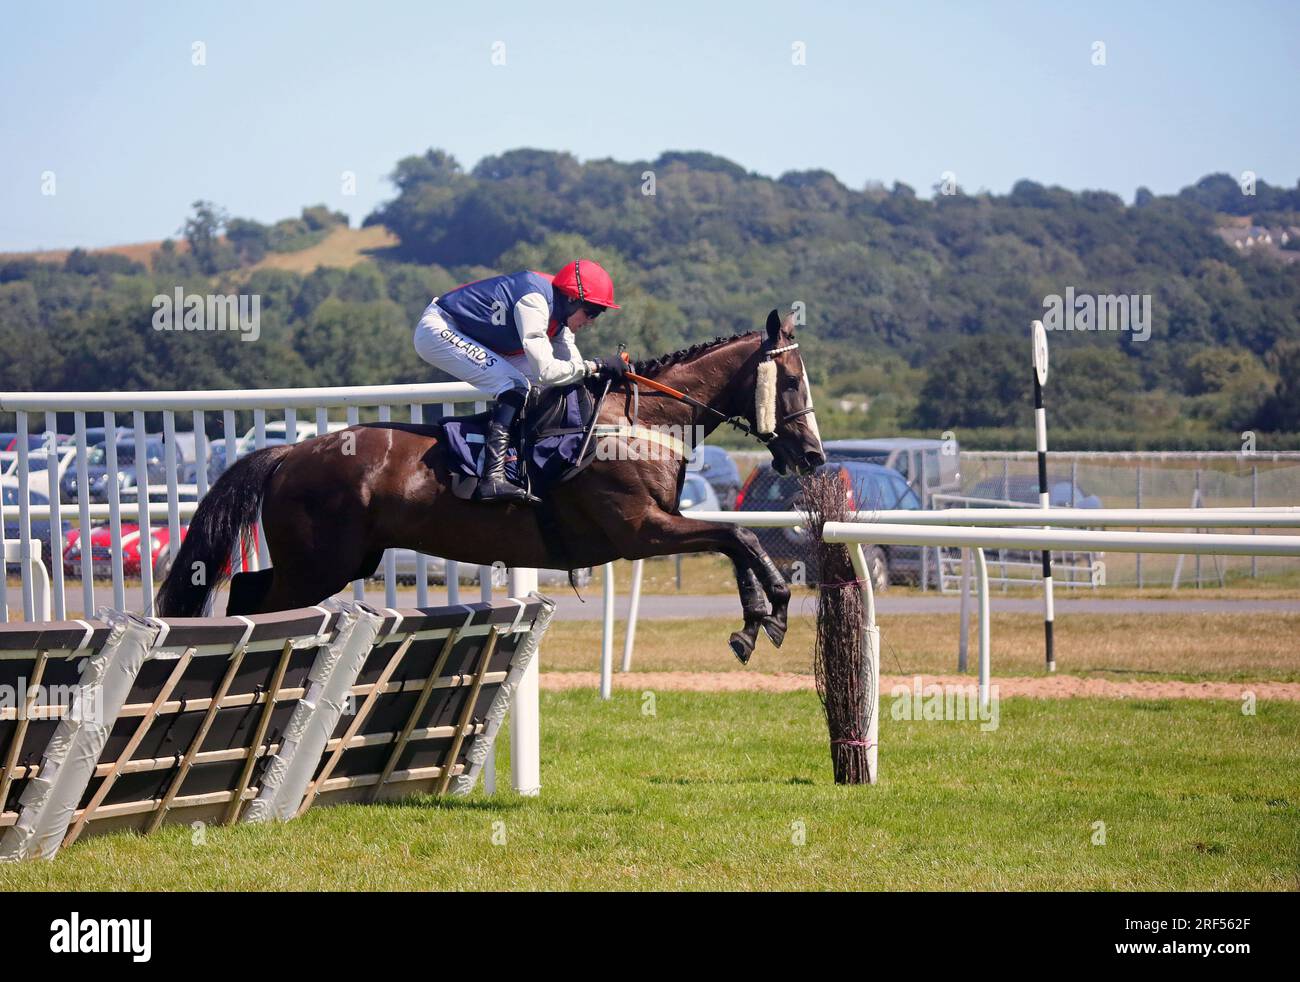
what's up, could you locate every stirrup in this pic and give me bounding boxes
[475,478,540,505]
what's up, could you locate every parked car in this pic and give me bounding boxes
[2,487,74,569]
[967,474,1102,509]
[688,444,741,509]
[77,426,131,449]
[736,460,926,589]
[822,438,960,505]
[63,522,187,580]
[59,438,167,503]
[197,439,233,484]
[679,473,720,512]
[237,420,346,455]
[0,433,68,452]
[201,431,310,483]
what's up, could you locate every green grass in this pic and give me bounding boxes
[3,691,1297,890]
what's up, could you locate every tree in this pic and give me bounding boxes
[1255,342,1300,432]
[181,200,238,274]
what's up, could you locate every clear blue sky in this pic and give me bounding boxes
[2,0,1297,250]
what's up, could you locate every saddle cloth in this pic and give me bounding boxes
[440,382,599,500]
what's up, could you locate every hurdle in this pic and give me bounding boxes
[0,594,552,861]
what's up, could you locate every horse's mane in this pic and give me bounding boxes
[636,332,759,377]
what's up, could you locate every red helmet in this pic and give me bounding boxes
[553,259,620,309]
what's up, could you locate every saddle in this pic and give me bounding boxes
[439,382,600,501]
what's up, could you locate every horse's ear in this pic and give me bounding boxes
[765,309,782,342]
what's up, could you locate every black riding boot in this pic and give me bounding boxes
[476,393,535,504]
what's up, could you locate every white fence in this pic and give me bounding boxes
[0,382,511,622]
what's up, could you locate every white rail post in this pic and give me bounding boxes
[443,398,461,605]
[74,412,94,617]
[15,412,34,620]
[845,542,879,784]
[411,401,429,608]
[599,562,615,699]
[223,408,239,577]
[509,566,541,796]
[26,541,51,622]
[163,410,182,569]
[1251,463,1259,580]
[346,405,363,601]
[0,447,8,621]
[43,411,66,620]
[975,547,991,711]
[446,563,460,605]
[958,548,971,673]
[621,559,644,672]
[105,411,126,608]
[133,410,154,615]
[253,408,269,569]
[193,410,209,498]
[377,405,398,609]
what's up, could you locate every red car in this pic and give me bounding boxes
[64,523,260,580]
[64,523,184,579]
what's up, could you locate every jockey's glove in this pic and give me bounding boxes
[588,356,631,382]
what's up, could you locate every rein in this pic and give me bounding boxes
[621,342,811,445]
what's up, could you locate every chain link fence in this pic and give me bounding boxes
[958,452,1300,587]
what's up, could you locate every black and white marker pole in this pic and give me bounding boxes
[1031,319,1055,673]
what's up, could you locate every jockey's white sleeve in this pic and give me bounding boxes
[514,293,590,387]
[550,325,584,364]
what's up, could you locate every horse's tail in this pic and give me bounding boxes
[156,444,293,617]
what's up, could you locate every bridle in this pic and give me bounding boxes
[623,340,814,446]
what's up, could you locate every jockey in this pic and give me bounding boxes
[413,259,627,503]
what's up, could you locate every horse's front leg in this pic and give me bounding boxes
[594,511,787,663]
[729,563,770,665]
[732,526,791,649]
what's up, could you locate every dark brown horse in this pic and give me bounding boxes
[157,309,825,662]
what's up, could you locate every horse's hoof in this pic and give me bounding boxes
[729,633,753,665]
[762,616,787,648]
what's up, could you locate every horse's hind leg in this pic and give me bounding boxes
[227,569,275,616]
[226,541,375,616]
[251,563,357,614]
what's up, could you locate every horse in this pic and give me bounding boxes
[157,308,826,663]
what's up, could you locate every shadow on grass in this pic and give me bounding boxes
[377,793,532,814]
[646,775,817,786]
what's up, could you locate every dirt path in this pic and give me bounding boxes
[541,671,1300,701]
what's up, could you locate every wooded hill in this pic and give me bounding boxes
[2,150,1298,449]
